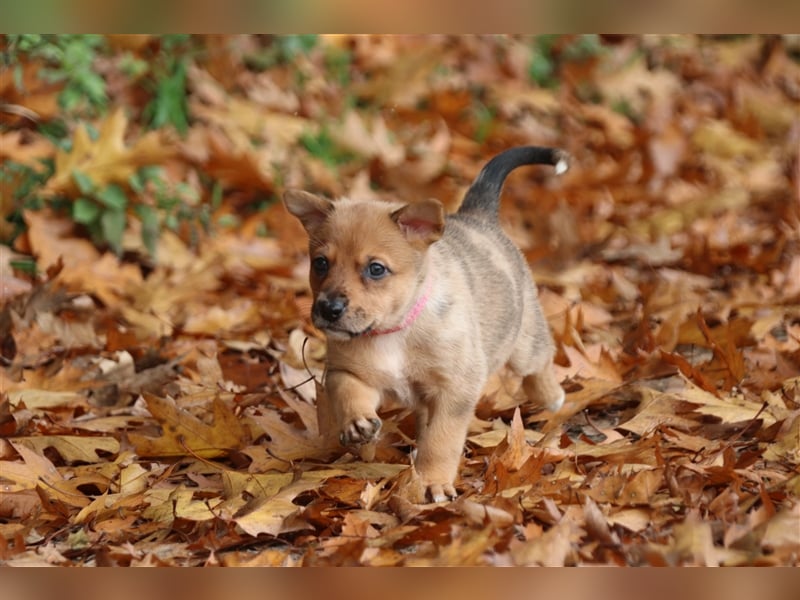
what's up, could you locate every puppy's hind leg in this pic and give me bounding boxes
[521,367,564,412]
[509,297,564,412]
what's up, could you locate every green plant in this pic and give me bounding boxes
[144,56,190,135]
[142,36,196,135]
[4,34,109,115]
[2,35,207,257]
[323,45,352,86]
[62,165,209,257]
[300,128,357,167]
[70,171,129,255]
[244,35,319,71]
[528,34,607,89]
[130,166,209,254]
[472,101,496,144]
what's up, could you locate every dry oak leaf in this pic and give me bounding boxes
[11,435,119,464]
[23,210,143,306]
[233,478,319,537]
[510,517,583,566]
[143,485,221,523]
[0,130,54,169]
[130,393,249,458]
[0,61,62,123]
[2,441,62,492]
[43,108,175,196]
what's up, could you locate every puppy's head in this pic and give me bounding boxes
[284,190,444,340]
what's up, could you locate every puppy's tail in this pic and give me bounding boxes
[458,146,569,217]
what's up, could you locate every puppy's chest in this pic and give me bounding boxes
[363,336,418,404]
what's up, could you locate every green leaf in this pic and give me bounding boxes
[129,171,145,194]
[79,71,108,106]
[211,181,223,210]
[72,170,95,194]
[100,209,126,255]
[72,197,100,225]
[148,59,189,135]
[10,257,37,275]
[96,184,128,211]
[135,204,160,257]
[138,165,163,183]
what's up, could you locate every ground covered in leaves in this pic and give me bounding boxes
[1,35,799,566]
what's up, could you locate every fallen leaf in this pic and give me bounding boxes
[11,435,119,464]
[44,108,175,196]
[130,394,249,458]
[233,479,317,537]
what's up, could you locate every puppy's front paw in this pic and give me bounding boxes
[339,416,382,446]
[426,482,457,503]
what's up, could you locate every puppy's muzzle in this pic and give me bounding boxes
[314,294,348,323]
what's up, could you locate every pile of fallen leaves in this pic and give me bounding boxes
[1,35,798,566]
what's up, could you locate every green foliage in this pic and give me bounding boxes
[0,160,53,243]
[69,171,128,255]
[3,35,204,256]
[528,35,560,88]
[144,57,190,135]
[5,34,109,115]
[141,36,196,135]
[323,46,353,86]
[244,35,319,71]
[528,34,606,88]
[472,101,496,144]
[300,128,357,167]
[130,166,209,255]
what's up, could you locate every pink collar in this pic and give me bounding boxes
[368,270,433,337]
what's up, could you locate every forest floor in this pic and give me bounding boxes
[1,35,798,565]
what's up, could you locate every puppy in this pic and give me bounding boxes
[284,146,567,502]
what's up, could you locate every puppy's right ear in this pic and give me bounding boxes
[283,190,334,235]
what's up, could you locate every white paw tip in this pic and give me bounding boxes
[549,388,566,411]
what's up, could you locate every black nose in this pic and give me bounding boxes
[316,296,348,322]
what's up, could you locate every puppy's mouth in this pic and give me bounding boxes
[321,324,374,339]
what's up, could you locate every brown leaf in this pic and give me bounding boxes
[130,393,249,458]
[233,479,317,537]
[11,435,119,464]
[510,518,583,566]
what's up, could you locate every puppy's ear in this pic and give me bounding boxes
[283,190,334,234]
[391,199,444,245]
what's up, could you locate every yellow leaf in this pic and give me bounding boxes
[511,518,583,566]
[7,389,84,410]
[44,108,174,196]
[143,485,221,523]
[11,435,119,464]
[499,407,533,471]
[130,393,249,458]
[2,442,62,491]
[234,479,317,537]
[692,118,761,159]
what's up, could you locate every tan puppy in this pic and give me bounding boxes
[284,146,567,502]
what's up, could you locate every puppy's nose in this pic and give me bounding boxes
[316,296,348,322]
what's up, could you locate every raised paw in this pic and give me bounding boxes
[339,416,382,446]
[426,482,457,503]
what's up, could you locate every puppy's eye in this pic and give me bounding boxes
[365,261,388,280]
[312,256,329,277]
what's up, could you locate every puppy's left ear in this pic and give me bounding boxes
[283,190,334,234]
[391,199,444,246]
